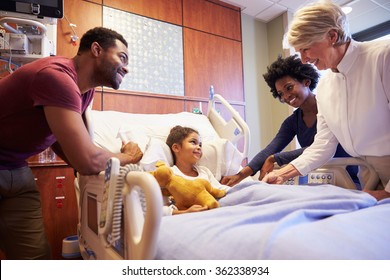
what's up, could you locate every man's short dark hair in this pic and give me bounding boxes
[77,27,128,53]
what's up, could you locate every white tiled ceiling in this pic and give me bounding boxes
[221,0,390,34]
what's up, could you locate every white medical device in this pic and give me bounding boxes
[0,1,60,64]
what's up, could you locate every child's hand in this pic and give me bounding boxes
[186,205,208,213]
[173,205,208,215]
[121,141,143,163]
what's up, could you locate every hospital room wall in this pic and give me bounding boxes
[56,0,293,162]
[56,0,245,117]
[241,13,293,162]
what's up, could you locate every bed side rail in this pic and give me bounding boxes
[122,171,163,260]
[76,160,163,260]
[278,157,379,190]
[207,94,250,160]
[319,157,379,190]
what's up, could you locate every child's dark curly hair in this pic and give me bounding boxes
[166,125,199,164]
[263,54,319,100]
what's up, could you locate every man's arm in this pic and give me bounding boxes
[50,141,70,165]
[44,106,142,175]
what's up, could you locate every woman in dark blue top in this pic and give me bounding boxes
[221,55,358,187]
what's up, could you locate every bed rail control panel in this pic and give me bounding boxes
[287,171,335,186]
[308,172,334,184]
[280,157,381,190]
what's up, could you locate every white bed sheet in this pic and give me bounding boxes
[155,182,390,260]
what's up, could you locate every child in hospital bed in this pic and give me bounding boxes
[163,125,230,215]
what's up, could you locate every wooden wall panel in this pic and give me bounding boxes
[103,0,183,25]
[55,0,244,116]
[92,89,103,110]
[57,0,102,58]
[208,0,241,10]
[184,28,244,102]
[102,92,185,113]
[185,100,209,114]
[183,0,241,41]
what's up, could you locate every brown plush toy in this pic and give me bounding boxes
[149,161,226,210]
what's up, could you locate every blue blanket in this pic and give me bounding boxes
[155,182,390,259]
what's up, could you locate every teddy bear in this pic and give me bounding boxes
[149,161,226,210]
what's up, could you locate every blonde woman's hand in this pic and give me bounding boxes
[261,171,285,184]
[262,164,299,184]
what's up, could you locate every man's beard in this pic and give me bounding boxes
[97,65,121,90]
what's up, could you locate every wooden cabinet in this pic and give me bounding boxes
[32,165,79,260]
[0,164,79,260]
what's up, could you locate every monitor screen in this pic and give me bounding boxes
[0,0,63,19]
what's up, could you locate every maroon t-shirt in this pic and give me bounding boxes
[0,56,94,169]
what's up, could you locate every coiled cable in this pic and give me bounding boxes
[107,164,144,247]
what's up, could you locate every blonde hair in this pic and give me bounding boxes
[287,0,351,49]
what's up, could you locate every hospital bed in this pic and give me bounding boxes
[75,94,390,260]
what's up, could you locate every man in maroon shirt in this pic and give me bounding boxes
[0,27,142,259]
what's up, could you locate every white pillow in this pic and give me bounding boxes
[90,110,220,152]
[118,126,149,153]
[199,138,243,180]
[118,124,171,151]
[140,138,173,171]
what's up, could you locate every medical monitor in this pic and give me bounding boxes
[0,0,63,19]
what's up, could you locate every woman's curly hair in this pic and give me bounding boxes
[263,54,319,100]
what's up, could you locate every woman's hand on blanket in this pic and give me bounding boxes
[261,171,285,184]
[262,164,300,185]
[120,141,143,163]
[259,155,276,180]
[221,166,254,186]
[173,205,208,215]
[220,174,242,187]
